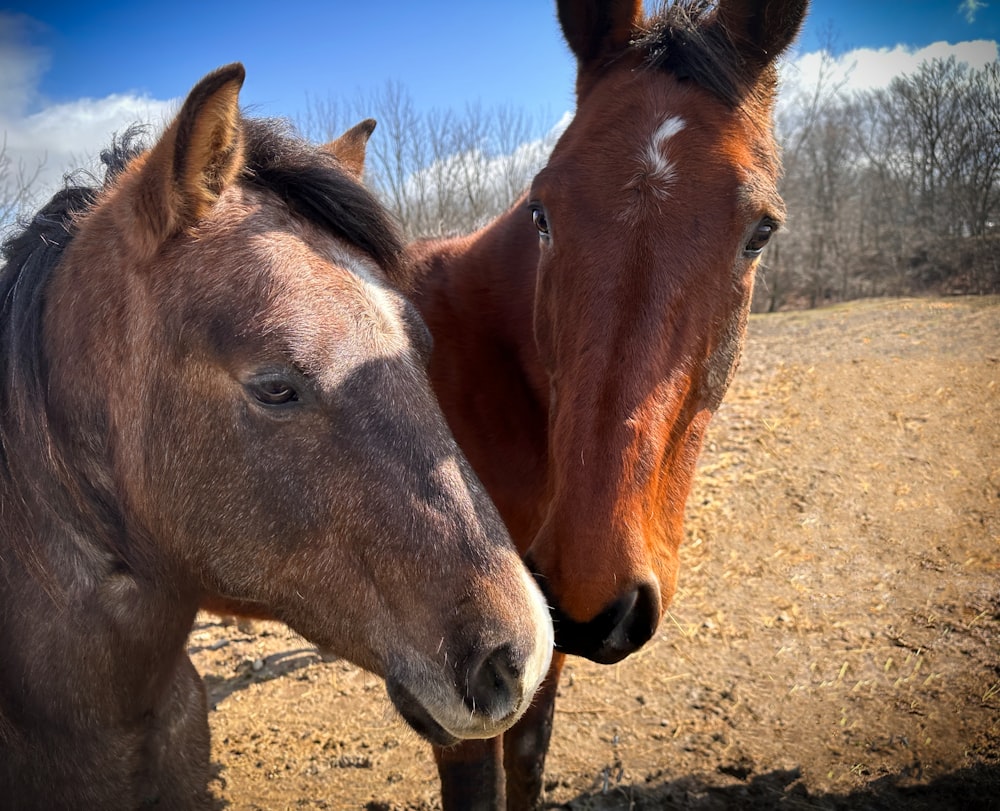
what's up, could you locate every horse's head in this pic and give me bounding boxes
[37,65,551,743]
[524,0,806,663]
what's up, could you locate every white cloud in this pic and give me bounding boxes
[959,0,988,24]
[5,94,177,195]
[780,39,998,98]
[0,16,177,223]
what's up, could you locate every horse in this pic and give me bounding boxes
[0,63,553,809]
[408,1,808,807]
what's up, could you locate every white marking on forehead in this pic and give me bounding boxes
[639,115,685,197]
[256,229,413,387]
[325,240,410,360]
[619,115,686,226]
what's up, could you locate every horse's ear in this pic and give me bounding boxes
[557,0,643,68]
[321,118,377,179]
[712,0,809,73]
[121,63,246,261]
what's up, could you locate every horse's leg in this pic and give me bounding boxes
[434,736,506,811]
[503,652,565,811]
[434,654,565,811]
[142,654,214,808]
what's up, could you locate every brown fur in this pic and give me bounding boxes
[0,64,552,808]
[408,1,808,807]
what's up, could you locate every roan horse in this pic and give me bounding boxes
[0,64,552,808]
[409,1,808,807]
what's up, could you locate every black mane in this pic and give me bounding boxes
[632,1,774,108]
[0,129,144,443]
[1,188,93,472]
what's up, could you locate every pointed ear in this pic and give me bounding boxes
[712,0,809,73]
[320,118,377,179]
[557,0,643,68]
[121,62,246,261]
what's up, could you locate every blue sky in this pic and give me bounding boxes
[1,1,997,216]
[5,1,997,119]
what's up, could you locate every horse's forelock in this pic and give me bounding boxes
[633,0,774,109]
[241,119,409,290]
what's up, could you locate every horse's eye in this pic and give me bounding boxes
[745,219,777,257]
[530,205,550,237]
[251,378,299,407]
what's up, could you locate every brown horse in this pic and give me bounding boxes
[409,1,808,807]
[0,64,552,809]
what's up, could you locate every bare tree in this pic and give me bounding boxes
[851,57,1000,294]
[762,43,854,310]
[947,62,1000,239]
[301,59,998,308]
[0,132,46,233]
[299,83,556,240]
[762,52,1000,309]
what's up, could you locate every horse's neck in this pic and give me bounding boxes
[1,328,196,691]
[410,204,550,549]
[0,515,202,806]
[0,475,197,715]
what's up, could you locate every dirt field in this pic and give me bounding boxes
[191,297,1000,810]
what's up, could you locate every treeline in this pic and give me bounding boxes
[300,56,1000,312]
[764,56,1000,311]
[4,57,997,311]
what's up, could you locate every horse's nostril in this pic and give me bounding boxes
[463,644,521,718]
[538,581,661,664]
[596,583,660,661]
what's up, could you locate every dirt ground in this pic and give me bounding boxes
[190,296,1000,810]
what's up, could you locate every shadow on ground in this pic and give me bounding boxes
[553,763,1000,810]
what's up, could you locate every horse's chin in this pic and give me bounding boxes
[384,678,460,747]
